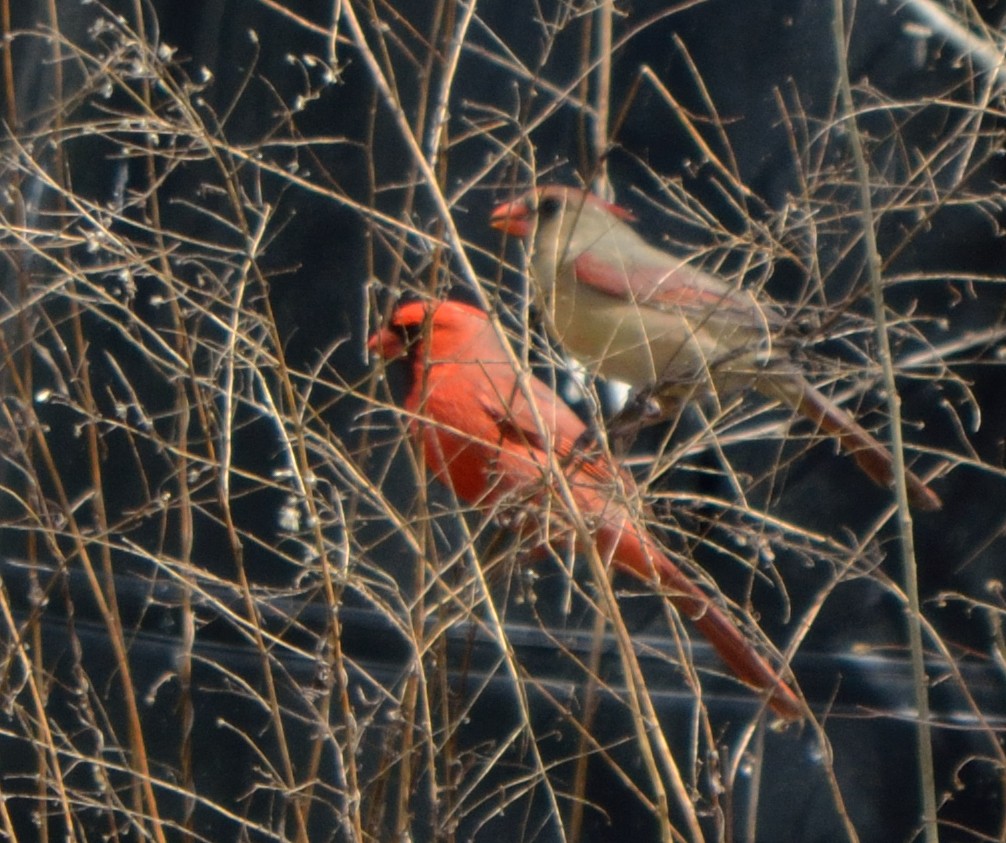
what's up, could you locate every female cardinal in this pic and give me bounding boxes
[490,185,941,511]
[369,299,803,721]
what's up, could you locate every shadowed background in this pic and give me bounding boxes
[1,1,1004,840]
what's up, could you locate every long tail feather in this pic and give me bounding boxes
[764,374,941,512]
[596,522,805,721]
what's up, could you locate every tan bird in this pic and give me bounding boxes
[490,185,941,511]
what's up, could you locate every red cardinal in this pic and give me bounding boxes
[369,299,803,721]
[490,185,941,511]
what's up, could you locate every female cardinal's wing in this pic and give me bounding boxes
[573,250,783,333]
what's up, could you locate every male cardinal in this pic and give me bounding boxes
[490,186,941,511]
[369,299,803,721]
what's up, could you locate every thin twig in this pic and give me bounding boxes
[831,4,939,842]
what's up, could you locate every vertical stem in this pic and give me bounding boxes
[830,4,938,842]
[591,0,613,194]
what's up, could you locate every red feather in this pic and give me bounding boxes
[371,300,804,720]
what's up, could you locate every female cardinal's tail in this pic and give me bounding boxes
[763,373,941,512]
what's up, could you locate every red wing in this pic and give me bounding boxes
[478,379,617,488]
[573,250,782,330]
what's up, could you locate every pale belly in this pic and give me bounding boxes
[547,273,764,394]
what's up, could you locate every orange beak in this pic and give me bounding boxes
[367,327,404,360]
[489,200,532,238]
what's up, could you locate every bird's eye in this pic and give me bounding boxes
[397,323,422,347]
[538,195,561,219]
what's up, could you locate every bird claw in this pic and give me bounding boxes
[606,387,666,450]
[570,426,600,457]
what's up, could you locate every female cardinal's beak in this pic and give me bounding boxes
[489,200,532,238]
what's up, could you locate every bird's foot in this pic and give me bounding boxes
[569,425,601,459]
[607,387,666,451]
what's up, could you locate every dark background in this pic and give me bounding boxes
[1,1,1005,840]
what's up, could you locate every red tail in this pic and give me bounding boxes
[595,521,804,721]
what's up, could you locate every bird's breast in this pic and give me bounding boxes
[541,265,771,396]
[544,268,691,387]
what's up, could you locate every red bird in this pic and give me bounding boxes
[490,185,941,511]
[369,299,803,721]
